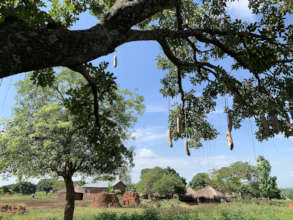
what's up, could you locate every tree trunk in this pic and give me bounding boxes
[64,176,75,220]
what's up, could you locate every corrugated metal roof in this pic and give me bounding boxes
[82,181,121,188]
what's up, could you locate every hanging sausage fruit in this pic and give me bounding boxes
[113,55,117,68]
[226,112,234,151]
[226,130,234,151]
[167,128,173,148]
[176,116,181,135]
[184,139,190,156]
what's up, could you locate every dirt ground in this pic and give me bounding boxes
[0,199,91,209]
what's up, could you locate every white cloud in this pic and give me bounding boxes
[137,148,158,159]
[130,127,166,143]
[131,148,245,183]
[227,0,255,21]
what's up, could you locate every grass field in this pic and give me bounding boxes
[0,194,293,220]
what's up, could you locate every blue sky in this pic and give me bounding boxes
[1,0,293,188]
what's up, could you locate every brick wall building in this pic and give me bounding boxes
[82,181,126,200]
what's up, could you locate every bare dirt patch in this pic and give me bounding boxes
[0,199,91,209]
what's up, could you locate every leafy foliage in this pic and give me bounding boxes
[36,179,55,193]
[136,166,186,196]
[210,161,258,195]
[12,182,37,194]
[0,66,143,179]
[155,0,293,147]
[52,180,65,192]
[256,155,281,198]
[0,182,36,194]
[189,157,281,199]
[0,0,292,154]
[189,173,211,190]
[0,66,144,220]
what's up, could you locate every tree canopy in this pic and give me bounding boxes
[136,166,186,197]
[36,179,55,193]
[189,172,211,190]
[256,155,281,199]
[0,182,36,194]
[0,0,292,154]
[210,161,258,195]
[0,68,144,220]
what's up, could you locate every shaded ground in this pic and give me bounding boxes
[0,199,91,209]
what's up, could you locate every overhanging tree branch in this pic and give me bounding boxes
[0,0,177,77]
[69,64,100,129]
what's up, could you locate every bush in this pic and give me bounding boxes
[37,179,55,193]
[12,182,36,194]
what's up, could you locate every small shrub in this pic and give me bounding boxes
[219,210,256,220]
[141,208,159,220]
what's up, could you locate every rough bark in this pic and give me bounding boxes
[0,0,176,77]
[64,175,75,220]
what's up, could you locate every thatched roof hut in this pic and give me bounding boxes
[186,186,225,203]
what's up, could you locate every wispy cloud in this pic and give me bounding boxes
[131,148,245,183]
[130,127,166,143]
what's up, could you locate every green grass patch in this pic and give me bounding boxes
[0,199,292,220]
[0,192,57,201]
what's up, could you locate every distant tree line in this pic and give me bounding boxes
[135,156,281,200]
[0,179,85,194]
[189,156,281,199]
[0,155,282,200]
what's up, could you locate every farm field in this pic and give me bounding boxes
[1,195,293,220]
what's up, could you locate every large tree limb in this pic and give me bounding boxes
[0,0,176,77]
[127,29,293,70]
[0,0,291,78]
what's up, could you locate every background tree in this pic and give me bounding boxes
[136,166,186,197]
[152,174,186,197]
[118,163,133,186]
[93,176,116,182]
[37,179,55,193]
[211,161,256,193]
[52,180,65,192]
[165,166,187,186]
[256,155,281,199]
[74,180,86,187]
[189,173,211,191]
[0,67,144,220]
[117,146,135,185]
[0,0,291,155]
[11,182,36,194]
